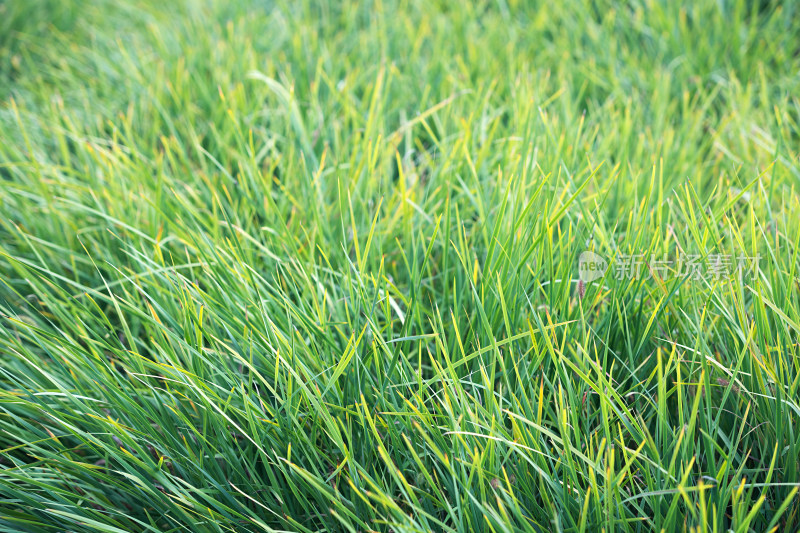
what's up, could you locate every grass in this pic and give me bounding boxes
[1,0,800,531]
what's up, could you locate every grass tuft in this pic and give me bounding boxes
[2,0,800,531]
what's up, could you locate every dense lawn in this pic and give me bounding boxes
[2,0,800,531]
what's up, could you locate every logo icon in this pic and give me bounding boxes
[578,251,607,283]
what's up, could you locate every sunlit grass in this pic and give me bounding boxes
[2,0,800,531]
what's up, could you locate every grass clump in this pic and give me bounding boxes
[2,0,800,531]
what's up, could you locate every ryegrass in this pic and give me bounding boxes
[2,0,800,531]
